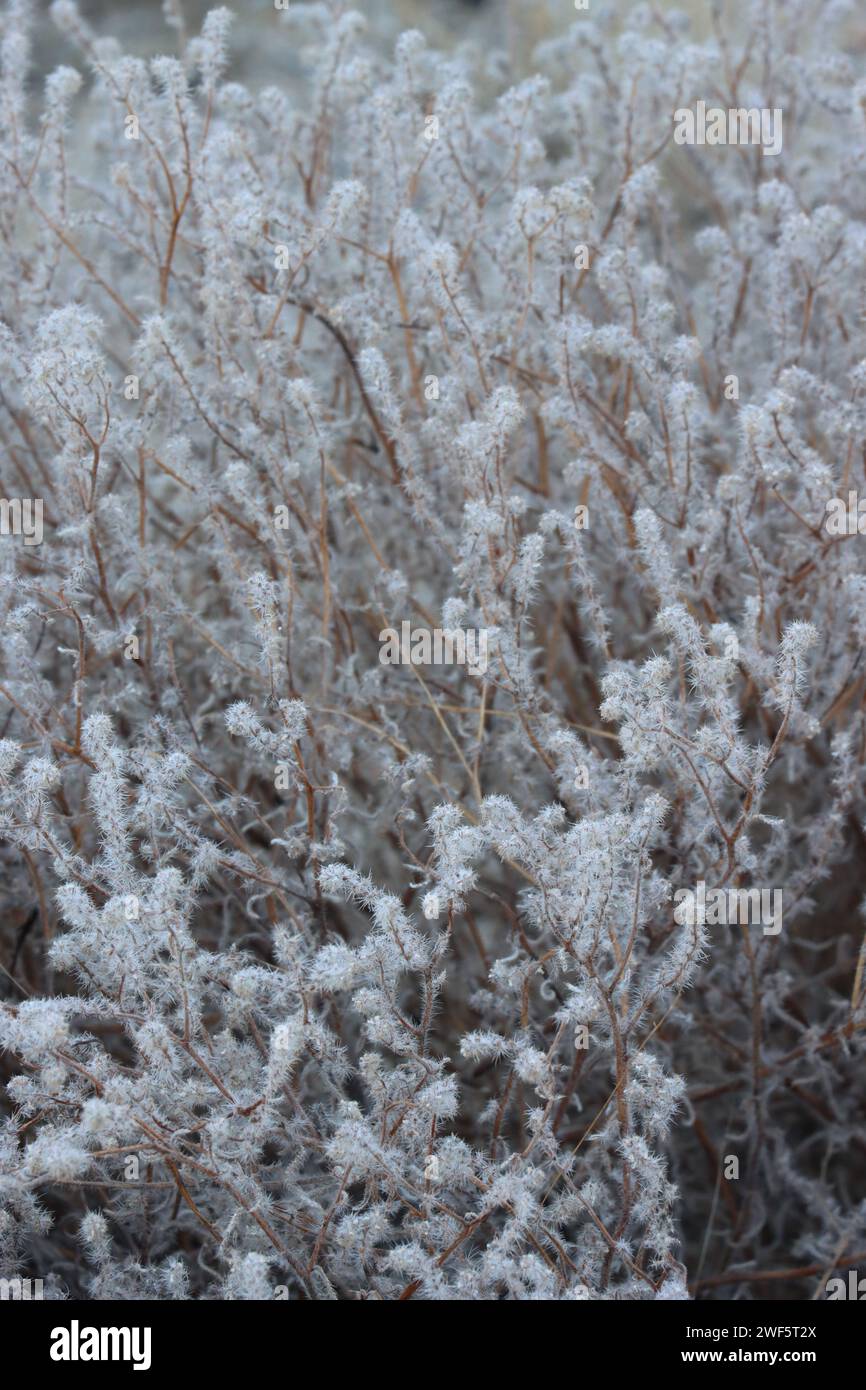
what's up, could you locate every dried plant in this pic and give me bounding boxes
[1,0,865,1302]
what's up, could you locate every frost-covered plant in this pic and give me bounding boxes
[1,0,865,1301]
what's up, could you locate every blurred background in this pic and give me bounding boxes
[37,0,716,87]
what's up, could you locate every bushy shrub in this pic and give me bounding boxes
[0,0,865,1300]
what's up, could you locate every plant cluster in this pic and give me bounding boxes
[0,0,865,1300]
